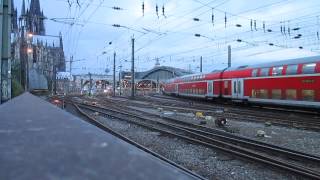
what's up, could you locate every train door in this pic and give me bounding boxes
[175,84,179,94]
[232,79,244,99]
[207,81,213,97]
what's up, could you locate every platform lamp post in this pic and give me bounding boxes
[25,32,34,92]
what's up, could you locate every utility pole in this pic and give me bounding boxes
[131,36,135,99]
[89,72,92,96]
[80,79,84,94]
[69,56,73,76]
[0,0,12,103]
[228,45,231,68]
[200,56,203,73]
[113,52,116,97]
[69,56,73,94]
[53,66,57,95]
[119,65,122,96]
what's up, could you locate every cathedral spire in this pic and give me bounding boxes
[11,0,18,32]
[59,32,64,49]
[30,0,41,15]
[25,0,45,35]
[21,0,26,15]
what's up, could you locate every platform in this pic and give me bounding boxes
[0,93,199,180]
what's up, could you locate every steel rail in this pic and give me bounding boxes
[76,102,320,179]
[88,97,320,162]
[136,95,320,130]
[72,103,207,180]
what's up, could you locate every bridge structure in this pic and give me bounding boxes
[121,66,192,95]
[71,74,114,94]
[63,66,192,95]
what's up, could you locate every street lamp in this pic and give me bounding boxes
[194,33,214,41]
[27,48,33,54]
[27,32,33,38]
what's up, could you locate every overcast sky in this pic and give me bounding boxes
[15,0,320,74]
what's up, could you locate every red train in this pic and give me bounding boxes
[163,56,320,109]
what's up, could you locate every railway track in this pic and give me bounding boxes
[71,102,206,180]
[132,95,320,131]
[154,94,319,115]
[72,99,320,179]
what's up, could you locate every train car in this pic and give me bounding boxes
[163,56,320,109]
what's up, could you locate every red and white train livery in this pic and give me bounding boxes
[163,56,320,109]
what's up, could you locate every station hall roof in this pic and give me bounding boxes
[134,66,192,80]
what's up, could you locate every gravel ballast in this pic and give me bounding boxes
[94,115,302,180]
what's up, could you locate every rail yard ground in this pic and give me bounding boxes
[57,94,320,180]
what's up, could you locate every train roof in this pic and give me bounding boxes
[226,55,320,71]
[169,72,205,82]
[168,55,320,82]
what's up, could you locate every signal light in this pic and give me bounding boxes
[193,18,200,21]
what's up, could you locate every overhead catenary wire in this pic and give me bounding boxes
[49,0,320,74]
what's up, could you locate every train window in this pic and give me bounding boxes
[258,89,268,99]
[233,82,237,94]
[260,68,269,76]
[286,89,297,100]
[272,89,282,99]
[252,69,258,77]
[272,67,283,76]
[252,89,257,98]
[252,89,268,98]
[286,65,298,75]
[302,90,315,101]
[224,81,228,88]
[302,63,316,74]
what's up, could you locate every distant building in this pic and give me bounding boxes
[122,66,192,82]
[11,0,66,91]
